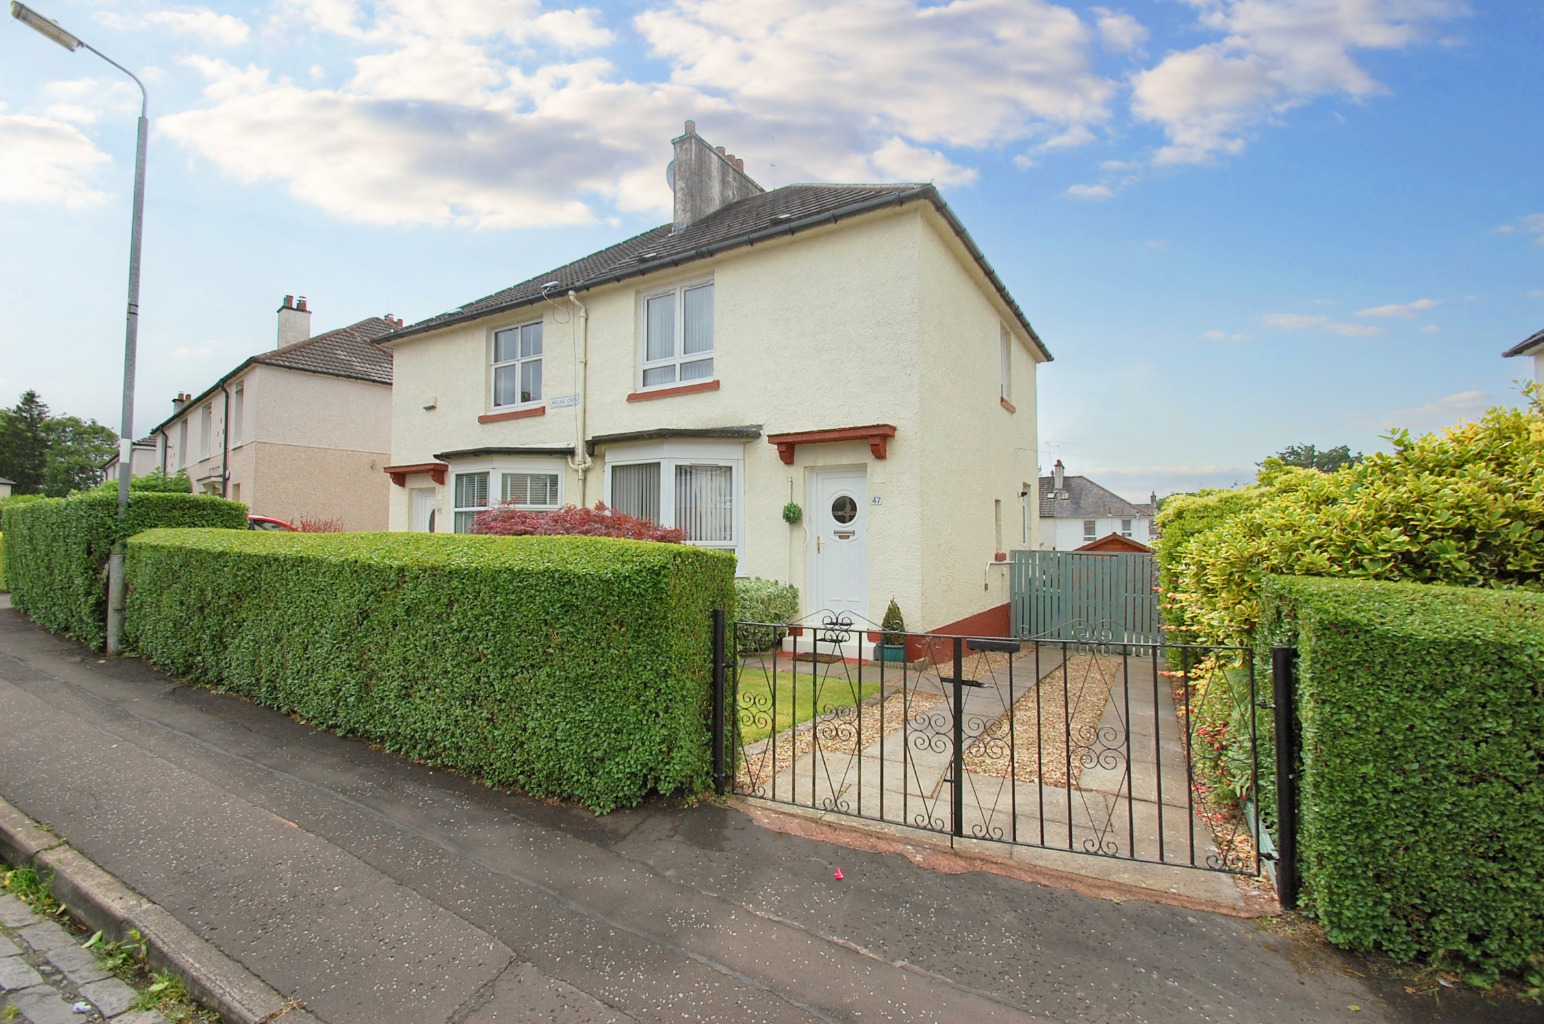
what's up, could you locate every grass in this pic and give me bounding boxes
[0,865,63,918]
[734,664,883,746]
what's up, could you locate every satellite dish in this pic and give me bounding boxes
[666,160,675,192]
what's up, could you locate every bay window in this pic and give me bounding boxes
[605,440,741,557]
[452,462,563,533]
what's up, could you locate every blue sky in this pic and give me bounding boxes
[2,0,1540,499]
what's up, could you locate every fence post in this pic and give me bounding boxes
[951,635,965,839]
[1271,645,1300,909]
[712,609,727,797]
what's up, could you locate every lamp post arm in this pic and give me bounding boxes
[81,41,147,117]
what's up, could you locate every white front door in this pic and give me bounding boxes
[807,466,869,623]
[410,488,437,533]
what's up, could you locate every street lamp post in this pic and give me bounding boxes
[11,2,147,654]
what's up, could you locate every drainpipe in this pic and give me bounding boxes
[565,290,592,504]
[218,382,231,497]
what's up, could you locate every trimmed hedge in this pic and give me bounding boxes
[0,532,6,591]
[1260,576,1544,980]
[125,530,736,812]
[2,492,247,649]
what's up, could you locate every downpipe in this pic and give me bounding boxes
[565,290,593,503]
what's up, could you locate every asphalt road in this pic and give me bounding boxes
[0,601,1531,1023]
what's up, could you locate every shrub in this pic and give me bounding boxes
[0,532,5,592]
[297,515,343,533]
[472,501,686,542]
[83,468,193,495]
[1260,576,1544,981]
[733,577,799,651]
[1164,392,1544,647]
[880,597,906,646]
[125,530,736,812]
[3,492,247,649]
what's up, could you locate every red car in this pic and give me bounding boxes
[247,515,297,532]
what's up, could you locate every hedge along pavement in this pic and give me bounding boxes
[1259,575,1544,982]
[124,529,737,813]
[1,492,247,650]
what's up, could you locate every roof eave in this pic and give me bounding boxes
[1502,327,1544,358]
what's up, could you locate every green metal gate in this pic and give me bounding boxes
[1010,549,1158,642]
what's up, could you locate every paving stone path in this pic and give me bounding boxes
[0,893,170,1024]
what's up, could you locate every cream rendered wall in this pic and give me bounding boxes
[915,207,1041,631]
[387,208,928,624]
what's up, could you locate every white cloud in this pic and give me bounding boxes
[1324,321,1383,336]
[1356,297,1439,317]
[1012,154,1039,169]
[1131,0,1466,165]
[1203,329,1246,340]
[1038,124,1097,150]
[1419,324,1440,332]
[1525,213,1544,233]
[1093,7,1148,53]
[1365,390,1490,431]
[1065,183,1113,199]
[0,108,111,208]
[159,0,1117,227]
[1264,312,1330,329]
[97,7,251,46]
[1529,290,1544,299]
[1491,224,1516,233]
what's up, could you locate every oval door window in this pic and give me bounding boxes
[831,495,858,524]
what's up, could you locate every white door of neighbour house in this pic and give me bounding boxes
[410,488,436,533]
[807,466,869,624]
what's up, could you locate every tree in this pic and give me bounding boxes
[1267,443,1363,473]
[42,416,119,496]
[0,390,51,494]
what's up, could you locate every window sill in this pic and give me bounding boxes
[479,405,546,424]
[627,380,720,402]
[1000,397,1016,414]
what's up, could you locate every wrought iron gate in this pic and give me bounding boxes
[712,612,1262,876]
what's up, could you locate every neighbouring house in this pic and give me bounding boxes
[99,438,158,484]
[0,477,12,499]
[1038,460,1154,551]
[1503,327,1543,382]
[148,296,402,530]
[381,122,1050,636]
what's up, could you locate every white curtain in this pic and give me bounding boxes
[675,464,732,543]
[611,463,661,522]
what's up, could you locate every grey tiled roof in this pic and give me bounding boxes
[392,183,1051,361]
[148,316,397,435]
[254,317,396,385]
[1502,327,1544,358]
[1038,475,1149,519]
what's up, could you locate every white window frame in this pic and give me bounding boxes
[490,319,544,410]
[638,278,714,391]
[1082,519,1097,542]
[1000,324,1012,402]
[231,382,245,448]
[450,459,565,533]
[602,439,743,564]
[199,404,212,460]
[1121,518,1133,537]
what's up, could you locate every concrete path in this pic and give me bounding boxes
[0,597,1513,1024]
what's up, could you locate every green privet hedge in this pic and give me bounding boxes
[1260,576,1544,982]
[1164,389,1544,648]
[3,493,247,649]
[124,530,736,812]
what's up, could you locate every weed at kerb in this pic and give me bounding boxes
[0,865,64,917]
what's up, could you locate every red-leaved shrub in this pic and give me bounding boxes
[297,515,343,533]
[470,501,686,542]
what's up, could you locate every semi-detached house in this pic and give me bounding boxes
[382,123,1051,636]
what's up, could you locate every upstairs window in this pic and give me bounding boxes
[1121,518,1133,537]
[231,384,245,446]
[1083,519,1097,541]
[493,321,543,408]
[199,404,212,459]
[641,281,713,389]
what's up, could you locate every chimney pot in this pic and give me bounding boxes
[684,119,695,135]
[297,296,308,312]
[715,146,725,155]
[282,295,293,308]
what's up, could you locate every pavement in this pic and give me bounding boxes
[0,595,1534,1024]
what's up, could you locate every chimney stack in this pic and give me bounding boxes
[669,121,764,232]
[277,294,312,349]
[171,391,190,412]
[1052,459,1065,492]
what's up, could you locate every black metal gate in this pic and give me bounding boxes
[712,612,1265,877]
